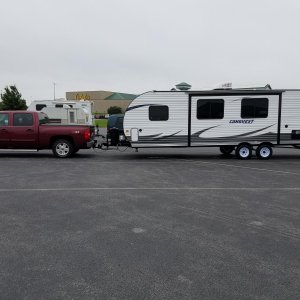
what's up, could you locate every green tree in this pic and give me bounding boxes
[107,106,122,114]
[0,85,27,110]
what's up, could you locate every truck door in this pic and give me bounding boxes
[10,113,38,149]
[0,112,10,148]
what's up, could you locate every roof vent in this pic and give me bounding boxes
[175,82,192,91]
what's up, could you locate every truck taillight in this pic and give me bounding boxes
[84,130,91,141]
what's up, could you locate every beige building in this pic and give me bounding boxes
[66,90,137,114]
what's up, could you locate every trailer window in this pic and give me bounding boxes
[36,104,47,111]
[197,99,224,119]
[241,98,268,118]
[69,111,75,123]
[149,105,169,121]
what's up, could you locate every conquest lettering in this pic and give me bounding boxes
[229,120,254,124]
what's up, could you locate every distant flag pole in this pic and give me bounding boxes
[53,82,56,100]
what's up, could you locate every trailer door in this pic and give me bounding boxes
[280,91,300,144]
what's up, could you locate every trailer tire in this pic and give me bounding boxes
[256,144,272,160]
[52,139,74,158]
[236,144,252,160]
[220,146,234,155]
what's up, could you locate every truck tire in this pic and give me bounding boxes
[220,146,234,155]
[256,144,272,160]
[52,139,74,158]
[235,144,252,160]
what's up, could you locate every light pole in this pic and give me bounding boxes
[53,82,56,100]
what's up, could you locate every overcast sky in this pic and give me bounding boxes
[1,0,300,102]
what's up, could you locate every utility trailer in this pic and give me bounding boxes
[120,88,300,159]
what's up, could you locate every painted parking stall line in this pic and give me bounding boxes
[1,187,300,192]
[181,159,300,176]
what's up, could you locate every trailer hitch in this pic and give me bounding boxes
[92,134,131,152]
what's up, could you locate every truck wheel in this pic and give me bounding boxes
[220,146,234,155]
[236,144,252,159]
[256,144,272,160]
[52,139,74,158]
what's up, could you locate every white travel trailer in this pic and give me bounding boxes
[28,99,93,125]
[123,88,300,159]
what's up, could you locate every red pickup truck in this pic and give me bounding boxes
[0,111,94,158]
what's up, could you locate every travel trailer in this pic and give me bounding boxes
[123,88,300,159]
[28,99,93,125]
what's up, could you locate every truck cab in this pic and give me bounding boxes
[0,111,94,157]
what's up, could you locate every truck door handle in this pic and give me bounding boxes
[26,129,34,132]
[1,128,8,132]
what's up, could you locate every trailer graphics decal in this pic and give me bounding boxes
[190,124,277,142]
[152,130,182,140]
[126,104,157,112]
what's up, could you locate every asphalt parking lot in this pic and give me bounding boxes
[0,147,300,299]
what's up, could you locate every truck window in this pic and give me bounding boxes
[13,113,33,126]
[149,105,169,121]
[0,113,9,126]
[241,98,268,118]
[197,99,224,119]
[38,113,49,124]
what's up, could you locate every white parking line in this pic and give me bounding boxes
[71,159,300,176]
[181,160,300,176]
[0,187,300,192]
[2,157,300,176]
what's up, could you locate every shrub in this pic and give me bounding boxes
[107,106,122,114]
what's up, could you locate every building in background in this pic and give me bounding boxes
[66,90,137,114]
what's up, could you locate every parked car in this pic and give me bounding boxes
[0,111,94,158]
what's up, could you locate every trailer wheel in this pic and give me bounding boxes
[236,144,252,159]
[52,139,74,158]
[256,144,272,160]
[220,146,234,155]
